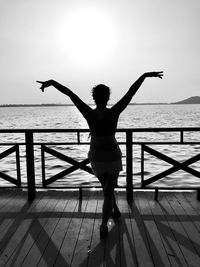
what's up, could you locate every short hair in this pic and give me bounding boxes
[92,84,110,106]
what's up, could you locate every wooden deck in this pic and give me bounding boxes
[0,189,200,267]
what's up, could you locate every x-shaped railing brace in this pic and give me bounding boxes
[0,145,21,186]
[141,144,200,187]
[41,145,93,186]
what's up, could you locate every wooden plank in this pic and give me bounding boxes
[70,197,97,267]
[37,197,77,266]
[128,194,154,267]
[0,191,28,256]
[104,200,121,267]
[0,190,200,267]
[0,190,17,212]
[87,198,105,267]
[183,191,200,215]
[19,193,66,267]
[147,192,188,267]
[0,190,19,239]
[117,194,138,267]
[163,192,200,267]
[4,191,60,267]
[54,198,88,267]
[175,193,200,236]
[166,193,200,256]
[136,191,171,267]
[0,190,15,209]
[1,191,48,267]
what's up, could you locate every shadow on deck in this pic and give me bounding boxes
[0,189,200,267]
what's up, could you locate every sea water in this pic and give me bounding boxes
[0,104,200,188]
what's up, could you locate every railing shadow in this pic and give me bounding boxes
[128,192,200,267]
[0,192,200,266]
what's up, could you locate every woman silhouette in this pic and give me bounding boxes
[37,71,163,239]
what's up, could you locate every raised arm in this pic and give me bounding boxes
[111,71,163,115]
[36,80,92,119]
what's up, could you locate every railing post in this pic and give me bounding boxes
[25,130,36,201]
[79,187,83,200]
[77,131,80,144]
[155,187,159,201]
[126,131,133,202]
[15,145,21,187]
[41,144,46,187]
[141,144,144,188]
[180,130,184,143]
[197,188,200,201]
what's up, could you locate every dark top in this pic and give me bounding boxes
[85,108,118,137]
[68,75,146,136]
[69,91,133,137]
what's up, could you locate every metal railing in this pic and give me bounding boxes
[0,128,200,201]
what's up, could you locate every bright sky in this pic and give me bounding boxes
[1,0,200,104]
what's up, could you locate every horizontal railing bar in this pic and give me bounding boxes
[0,143,25,146]
[32,142,200,145]
[1,142,200,146]
[0,127,200,133]
[35,142,126,145]
[1,185,199,190]
[132,142,200,145]
[140,186,200,190]
[35,142,91,145]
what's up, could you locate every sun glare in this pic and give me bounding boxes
[57,7,117,68]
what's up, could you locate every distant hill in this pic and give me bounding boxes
[172,96,200,104]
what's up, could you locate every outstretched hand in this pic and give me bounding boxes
[36,80,53,92]
[145,71,163,79]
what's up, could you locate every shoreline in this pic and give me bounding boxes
[1,102,200,108]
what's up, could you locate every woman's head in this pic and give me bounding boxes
[92,84,110,108]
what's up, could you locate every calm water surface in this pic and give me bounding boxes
[0,104,200,188]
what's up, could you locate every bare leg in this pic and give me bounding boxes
[112,196,121,217]
[102,194,114,227]
[112,194,119,213]
[99,173,119,228]
[98,173,120,222]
